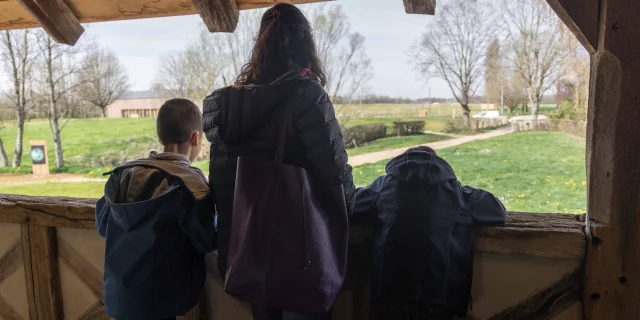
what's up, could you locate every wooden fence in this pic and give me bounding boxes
[0,194,587,319]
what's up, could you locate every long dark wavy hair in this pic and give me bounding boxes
[235,3,327,86]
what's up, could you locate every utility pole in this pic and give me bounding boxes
[428,87,432,115]
[500,85,504,114]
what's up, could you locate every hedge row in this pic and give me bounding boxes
[342,121,426,148]
[342,123,387,147]
[392,121,425,136]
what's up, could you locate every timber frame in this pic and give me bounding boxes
[0,0,638,318]
[0,194,586,319]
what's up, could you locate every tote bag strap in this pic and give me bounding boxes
[273,69,311,162]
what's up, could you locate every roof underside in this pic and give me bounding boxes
[0,0,435,45]
[0,0,327,31]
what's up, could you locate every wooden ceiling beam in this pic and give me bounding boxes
[17,0,84,45]
[403,0,436,15]
[194,0,240,33]
[546,0,599,53]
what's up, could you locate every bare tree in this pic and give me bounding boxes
[411,0,497,125]
[308,4,372,122]
[34,31,86,168]
[0,30,36,168]
[502,0,567,116]
[0,120,8,167]
[153,10,262,99]
[218,9,262,84]
[78,46,129,118]
[153,30,224,100]
[485,39,502,105]
[559,25,589,116]
[503,71,529,114]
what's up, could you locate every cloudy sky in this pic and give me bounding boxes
[83,0,449,99]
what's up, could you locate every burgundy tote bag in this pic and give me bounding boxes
[224,103,349,314]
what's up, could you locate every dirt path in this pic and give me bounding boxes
[349,128,514,166]
[423,130,466,138]
[0,173,106,186]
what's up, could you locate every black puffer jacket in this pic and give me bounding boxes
[203,68,356,276]
[354,148,506,315]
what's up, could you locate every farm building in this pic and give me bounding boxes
[104,91,173,118]
[0,0,635,320]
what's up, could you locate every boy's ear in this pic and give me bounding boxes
[190,131,199,146]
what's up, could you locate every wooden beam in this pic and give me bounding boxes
[0,0,329,31]
[58,238,103,301]
[77,301,109,320]
[0,295,21,320]
[546,0,599,53]
[0,195,586,259]
[29,225,63,320]
[584,0,640,318]
[491,267,583,319]
[475,212,586,259]
[21,225,38,320]
[0,240,22,284]
[403,0,436,15]
[193,0,239,33]
[0,195,95,229]
[16,0,84,45]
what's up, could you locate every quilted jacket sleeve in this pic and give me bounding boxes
[292,84,356,216]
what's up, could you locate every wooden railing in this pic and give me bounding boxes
[0,194,587,319]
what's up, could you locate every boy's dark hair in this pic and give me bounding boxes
[157,98,202,144]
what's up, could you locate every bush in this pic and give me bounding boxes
[444,119,467,133]
[342,123,387,148]
[548,100,585,120]
[392,121,425,136]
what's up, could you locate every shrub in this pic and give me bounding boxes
[342,123,387,148]
[548,100,585,120]
[392,121,425,136]
[444,119,467,133]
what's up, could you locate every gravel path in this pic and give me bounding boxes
[349,128,514,166]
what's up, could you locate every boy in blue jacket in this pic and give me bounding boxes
[354,146,506,320]
[96,98,216,320]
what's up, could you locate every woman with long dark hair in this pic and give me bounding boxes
[202,3,355,320]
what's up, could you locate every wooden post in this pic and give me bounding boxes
[582,0,640,318]
[29,140,49,175]
[27,225,63,320]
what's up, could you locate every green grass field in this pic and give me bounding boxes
[347,134,449,156]
[1,131,587,214]
[0,118,158,176]
[353,132,586,214]
[0,181,105,198]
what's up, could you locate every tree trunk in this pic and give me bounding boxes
[531,100,541,117]
[0,135,8,167]
[45,41,64,169]
[102,107,107,118]
[461,104,471,128]
[12,112,24,168]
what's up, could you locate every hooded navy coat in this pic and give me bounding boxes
[353,147,506,315]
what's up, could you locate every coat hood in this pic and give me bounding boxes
[203,67,319,146]
[385,147,457,186]
[101,152,200,231]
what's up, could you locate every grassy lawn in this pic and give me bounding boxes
[0,181,105,198]
[0,118,157,176]
[347,134,449,156]
[353,132,586,214]
[1,132,586,214]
